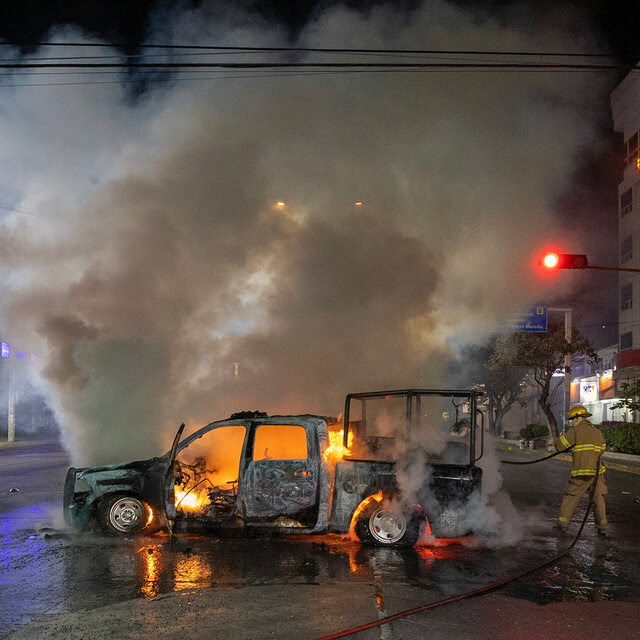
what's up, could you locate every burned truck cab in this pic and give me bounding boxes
[64,414,333,536]
[167,413,333,534]
[329,389,484,544]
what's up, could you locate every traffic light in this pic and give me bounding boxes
[541,253,588,269]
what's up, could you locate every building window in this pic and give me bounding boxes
[621,235,633,263]
[620,332,633,351]
[626,131,639,168]
[621,283,633,311]
[621,188,633,216]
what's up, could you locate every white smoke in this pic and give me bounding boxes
[0,2,614,464]
[460,434,524,547]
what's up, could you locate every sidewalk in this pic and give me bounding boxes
[498,439,640,474]
[0,439,61,453]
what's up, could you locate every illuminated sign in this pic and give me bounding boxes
[0,343,38,363]
[581,381,598,403]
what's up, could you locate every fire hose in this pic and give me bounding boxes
[312,446,601,640]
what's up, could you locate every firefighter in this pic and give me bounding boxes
[554,405,608,536]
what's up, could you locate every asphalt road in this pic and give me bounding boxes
[1,441,639,639]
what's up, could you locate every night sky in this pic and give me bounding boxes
[1,1,638,55]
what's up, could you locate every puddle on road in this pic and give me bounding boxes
[3,507,639,614]
[86,531,640,605]
[500,533,638,604]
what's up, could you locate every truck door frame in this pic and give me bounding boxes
[342,388,483,465]
[239,417,323,526]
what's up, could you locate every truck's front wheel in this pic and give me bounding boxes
[354,501,421,547]
[98,494,157,536]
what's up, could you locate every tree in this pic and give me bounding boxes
[451,338,525,436]
[485,360,526,436]
[610,380,640,417]
[488,321,599,438]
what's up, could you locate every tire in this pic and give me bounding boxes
[98,494,155,536]
[354,499,422,547]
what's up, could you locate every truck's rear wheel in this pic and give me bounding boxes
[354,501,421,547]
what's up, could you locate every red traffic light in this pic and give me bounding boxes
[541,253,588,269]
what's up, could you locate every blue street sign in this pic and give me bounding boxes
[507,306,548,333]
[0,341,38,362]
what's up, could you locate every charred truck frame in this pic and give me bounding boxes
[64,389,484,547]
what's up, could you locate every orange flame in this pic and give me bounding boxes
[175,489,209,511]
[323,428,353,463]
[348,491,384,540]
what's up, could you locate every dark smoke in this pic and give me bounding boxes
[0,2,617,464]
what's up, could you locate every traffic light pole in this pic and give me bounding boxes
[541,252,640,273]
[549,307,571,433]
[585,265,640,273]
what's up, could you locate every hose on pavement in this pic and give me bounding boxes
[312,449,600,640]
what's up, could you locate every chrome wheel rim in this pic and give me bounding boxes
[109,497,145,532]
[368,506,407,544]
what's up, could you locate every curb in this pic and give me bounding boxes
[498,440,640,475]
[0,440,60,452]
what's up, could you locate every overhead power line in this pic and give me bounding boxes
[0,45,636,86]
[0,61,637,71]
[0,201,48,218]
[0,42,637,59]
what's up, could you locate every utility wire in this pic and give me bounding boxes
[0,41,636,59]
[0,46,634,87]
[0,61,636,71]
[0,48,632,65]
[0,201,48,218]
[0,66,614,89]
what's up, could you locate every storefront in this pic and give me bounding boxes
[570,370,627,423]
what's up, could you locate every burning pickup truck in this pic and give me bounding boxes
[63,389,484,547]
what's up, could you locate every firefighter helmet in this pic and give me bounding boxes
[568,405,592,419]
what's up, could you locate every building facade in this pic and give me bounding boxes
[500,68,640,436]
[565,67,640,424]
[611,68,640,380]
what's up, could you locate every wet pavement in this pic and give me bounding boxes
[1,442,639,639]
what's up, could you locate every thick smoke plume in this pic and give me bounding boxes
[0,2,612,464]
